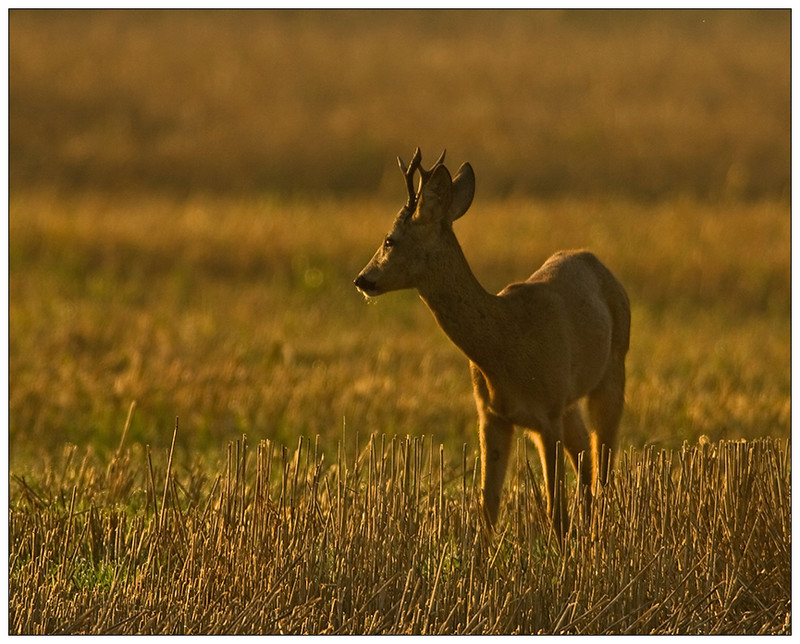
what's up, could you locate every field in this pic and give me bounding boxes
[9,9,791,634]
[9,435,791,634]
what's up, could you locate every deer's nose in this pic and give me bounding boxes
[354,274,377,294]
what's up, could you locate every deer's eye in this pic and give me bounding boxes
[383,237,394,250]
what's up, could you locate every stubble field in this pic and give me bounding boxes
[9,9,790,634]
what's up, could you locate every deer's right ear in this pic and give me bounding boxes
[448,162,475,222]
[416,164,453,224]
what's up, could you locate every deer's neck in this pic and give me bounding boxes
[417,232,502,367]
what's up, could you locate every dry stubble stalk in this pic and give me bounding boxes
[7,435,791,635]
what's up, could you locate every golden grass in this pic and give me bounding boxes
[8,10,790,634]
[9,9,789,458]
[10,9,789,199]
[10,188,788,635]
[9,189,789,463]
[9,433,790,634]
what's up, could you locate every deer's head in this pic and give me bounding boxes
[354,148,475,297]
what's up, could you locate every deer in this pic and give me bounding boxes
[354,148,630,537]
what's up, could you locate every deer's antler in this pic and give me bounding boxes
[397,148,447,210]
[397,147,423,209]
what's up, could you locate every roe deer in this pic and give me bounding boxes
[354,148,630,536]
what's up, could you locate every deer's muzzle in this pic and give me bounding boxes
[354,274,379,297]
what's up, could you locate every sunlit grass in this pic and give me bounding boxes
[8,435,790,634]
[10,9,789,199]
[9,190,789,466]
[8,9,790,634]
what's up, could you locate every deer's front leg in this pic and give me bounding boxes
[478,408,514,528]
[471,365,514,527]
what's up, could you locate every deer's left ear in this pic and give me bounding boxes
[416,164,453,224]
[448,162,474,222]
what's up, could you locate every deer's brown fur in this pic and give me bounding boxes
[355,149,630,536]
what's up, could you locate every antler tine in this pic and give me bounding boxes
[397,147,423,208]
[397,147,422,173]
[417,149,447,184]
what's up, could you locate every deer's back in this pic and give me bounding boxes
[525,249,627,333]
[496,249,629,403]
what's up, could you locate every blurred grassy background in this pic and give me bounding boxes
[9,9,790,468]
[11,9,789,200]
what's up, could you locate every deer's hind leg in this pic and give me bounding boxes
[562,404,595,524]
[586,356,626,485]
[527,414,569,539]
[562,404,592,488]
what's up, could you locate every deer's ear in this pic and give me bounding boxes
[415,164,452,224]
[448,162,474,222]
